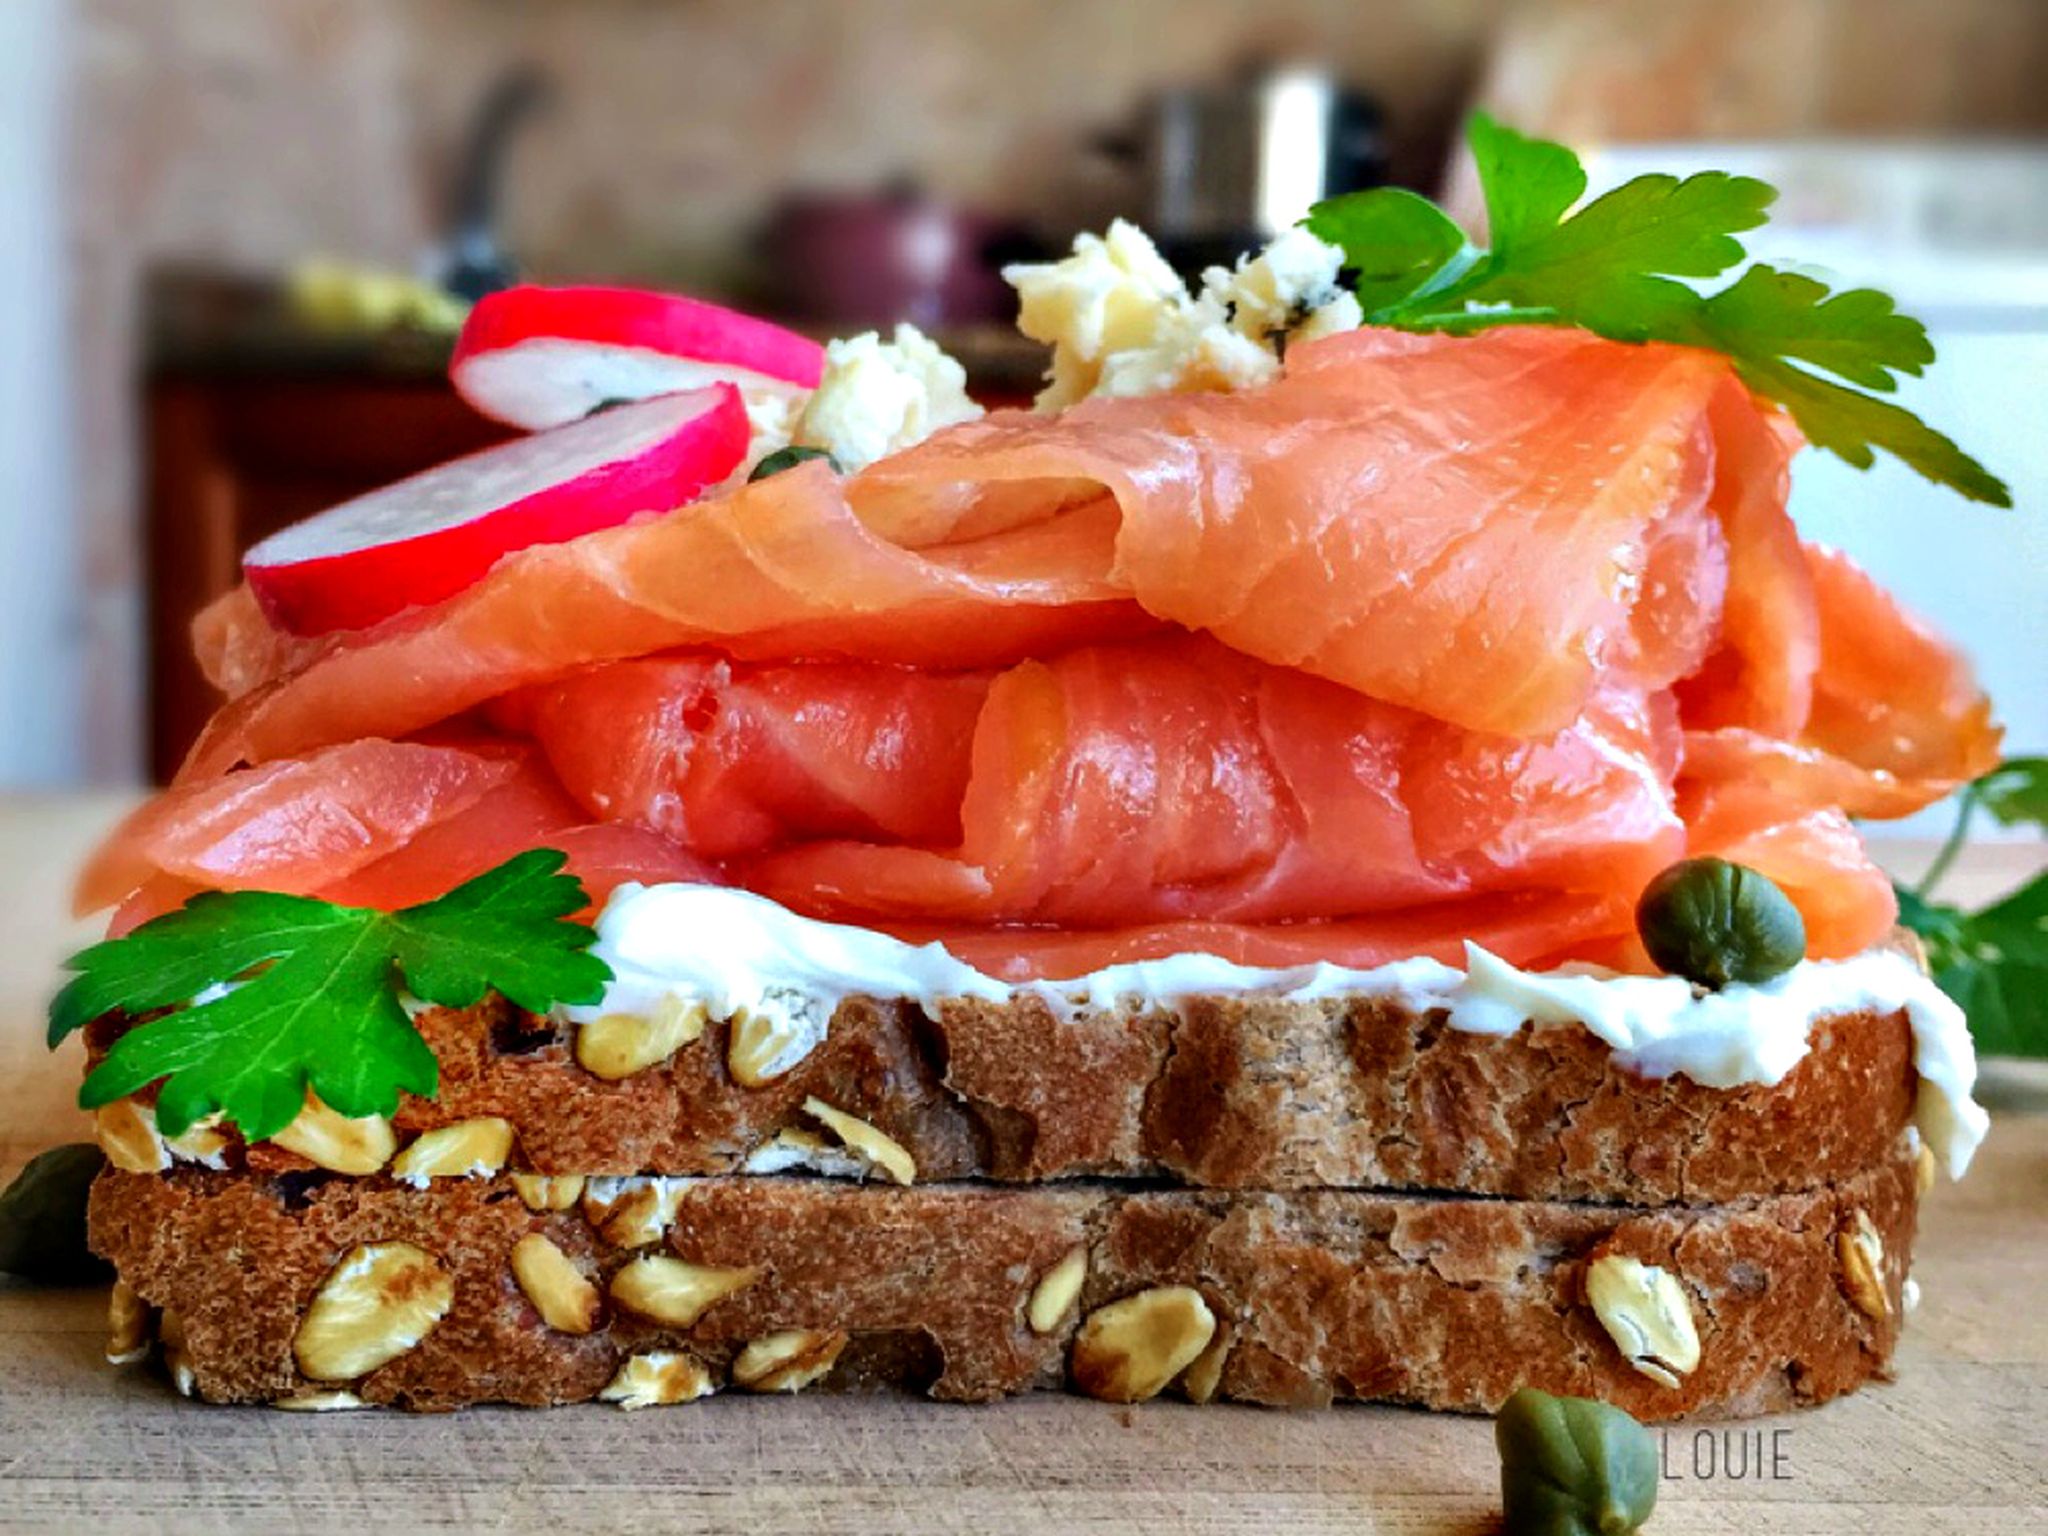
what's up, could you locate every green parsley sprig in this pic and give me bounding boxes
[1895,758,2048,1058]
[1305,113,2011,507]
[49,850,611,1141]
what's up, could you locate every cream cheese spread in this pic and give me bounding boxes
[566,881,1989,1179]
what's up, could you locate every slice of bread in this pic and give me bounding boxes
[92,992,1918,1205]
[88,1144,1915,1419]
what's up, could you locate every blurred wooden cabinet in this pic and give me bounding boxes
[145,375,512,781]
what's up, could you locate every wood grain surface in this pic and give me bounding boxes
[2,795,2043,1535]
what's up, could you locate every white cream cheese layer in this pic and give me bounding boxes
[567,882,1989,1180]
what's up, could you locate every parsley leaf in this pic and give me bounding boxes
[1305,187,1469,315]
[1304,112,2012,507]
[1897,878,2048,1059]
[1453,116,1775,339]
[1973,757,2048,830]
[1692,263,1933,389]
[49,849,611,1140]
[1726,356,2013,508]
[1463,112,1586,256]
[1895,759,2048,1059]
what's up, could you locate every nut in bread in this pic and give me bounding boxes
[390,1116,514,1181]
[1837,1209,1891,1320]
[732,1330,848,1393]
[510,1233,603,1334]
[1585,1254,1700,1389]
[608,1254,760,1327]
[600,1351,717,1409]
[575,995,707,1081]
[268,1094,397,1175]
[1071,1286,1217,1403]
[292,1241,454,1381]
[1027,1245,1088,1335]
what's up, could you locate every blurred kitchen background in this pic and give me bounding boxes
[0,0,2042,814]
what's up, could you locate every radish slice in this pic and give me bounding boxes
[451,285,824,430]
[245,384,748,636]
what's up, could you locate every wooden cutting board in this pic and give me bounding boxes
[2,796,2043,1534]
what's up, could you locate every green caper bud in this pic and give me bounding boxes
[1635,856,1805,989]
[0,1143,110,1285]
[748,445,839,481]
[1497,1386,1658,1536]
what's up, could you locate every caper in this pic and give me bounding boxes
[1496,1386,1658,1536]
[1635,856,1805,989]
[0,1143,110,1285]
[748,445,839,481]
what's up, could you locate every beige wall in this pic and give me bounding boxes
[70,0,424,781]
[64,0,2048,782]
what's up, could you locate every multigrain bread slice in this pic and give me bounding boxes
[88,1146,1917,1420]
[89,993,1919,1206]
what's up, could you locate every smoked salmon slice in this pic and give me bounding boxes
[1799,542,2002,793]
[91,325,2001,984]
[179,327,1755,774]
[180,474,1143,778]
[1679,780,1899,961]
[857,327,1743,736]
[75,740,515,915]
[1679,544,2000,819]
[316,757,713,915]
[494,655,990,856]
[1668,388,1815,738]
[903,889,1635,981]
[744,634,1684,928]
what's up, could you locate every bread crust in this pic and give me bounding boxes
[93,993,1918,1204]
[88,1147,1914,1419]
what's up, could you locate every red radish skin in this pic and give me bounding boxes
[245,385,748,636]
[452,286,825,430]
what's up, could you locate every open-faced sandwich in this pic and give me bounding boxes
[64,117,2010,1418]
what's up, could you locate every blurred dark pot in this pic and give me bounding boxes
[759,187,1031,330]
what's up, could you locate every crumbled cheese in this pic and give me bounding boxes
[1292,290,1365,345]
[737,384,803,473]
[791,322,982,471]
[1004,219,1193,407]
[1200,224,1348,340]
[1003,220,1356,409]
[1093,295,1280,398]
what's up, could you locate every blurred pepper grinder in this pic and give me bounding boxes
[429,64,554,302]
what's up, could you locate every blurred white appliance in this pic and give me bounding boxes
[0,0,79,786]
[1585,143,2048,829]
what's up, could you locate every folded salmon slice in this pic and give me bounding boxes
[901,889,1636,981]
[858,327,1741,736]
[181,327,1747,775]
[1679,543,2001,819]
[317,758,713,916]
[743,634,1684,929]
[1668,390,1815,738]
[98,327,1999,981]
[76,740,516,915]
[101,754,713,935]
[494,655,990,856]
[1683,781,1899,961]
[181,480,1144,778]
[1801,542,2002,791]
